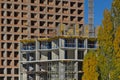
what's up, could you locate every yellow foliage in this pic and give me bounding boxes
[66,29,74,35]
[84,26,89,37]
[76,24,79,35]
[60,24,65,35]
[114,27,120,55]
[20,39,35,44]
[82,51,99,80]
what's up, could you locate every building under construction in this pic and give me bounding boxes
[19,23,97,80]
[0,0,95,80]
[0,0,85,79]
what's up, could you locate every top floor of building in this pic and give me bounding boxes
[20,35,97,52]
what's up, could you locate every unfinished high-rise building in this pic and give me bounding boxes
[19,25,97,80]
[0,0,85,80]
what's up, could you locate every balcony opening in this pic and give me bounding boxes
[78,10,82,14]
[7,60,12,66]
[14,68,18,74]
[40,21,45,26]
[14,35,19,41]
[48,52,52,60]
[55,0,60,6]
[14,12,19,17]
[56,15,61,20]
[78,39,84,48]
[70,16,76,21]
[78,17,82,21]
[7,11,12,16]
[7,51,12,58]
[14,43,18,49]
[14,4,19,9]
[70,2,76,7]
[40,14,46,19]
[64,39,75,47]
[14,60,18,66]
[1,3,5,8]
[78,3,83,7]
[7,4,12,9]
[22,43,36,50]
[78,51,84,59]
[40,29,45,33]
[14,77,18,80]
[7,19,12,24]
[31,6,37,11]
[7,27,12,32]
[56,8,61,13]
[14,52,18,58]
[40,42,51,49]
[1,11,5,16]
[78,62,83,71]
[0,68,4,74]
[65,50,75,59]
[1,60,5,66]
[70,9,76,14]
[40,0,45,4]
[14,20,19,25]
[31,21,37,26]
[88,40,96,48]
[7,77,12,80]
[7,68,11,74]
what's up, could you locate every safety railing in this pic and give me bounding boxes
[62,43,76,48]
[22,46,36,50]
[78,43,85,48]
[87,44,97,48]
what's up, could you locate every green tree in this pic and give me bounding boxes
[82,50,99,80]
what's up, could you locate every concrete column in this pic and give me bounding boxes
[59,38,65,80]
[36,40,40,80]
[75,39,78,80]
[59,49,64,59]
[19,42,22,80]
[59,62,65,80]
[52,51,58,60]
[59,38,61,48]
[35,64,40,80]
[84,39,88,55]
[85,39,88,49]
[74,62,78,80]
[36,40,39,60]
[23,73,27,80]
[75,38,78,59]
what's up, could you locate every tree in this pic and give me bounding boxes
[82,50,99,80]
[112,0,120,27]
[97,9,115,80]
[111,27,120,80]
[82,0,120,80]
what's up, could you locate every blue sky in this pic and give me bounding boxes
[85,0,113,27]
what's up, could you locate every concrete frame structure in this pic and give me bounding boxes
[19,36,97,80]
[0,0,84,80]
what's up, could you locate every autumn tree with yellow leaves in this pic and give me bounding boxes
[97,9,115,80]
[82,0,120,80]
[112,0,120,27]
[82,50,99,80]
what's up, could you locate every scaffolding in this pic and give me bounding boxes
[88,0,95,37]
